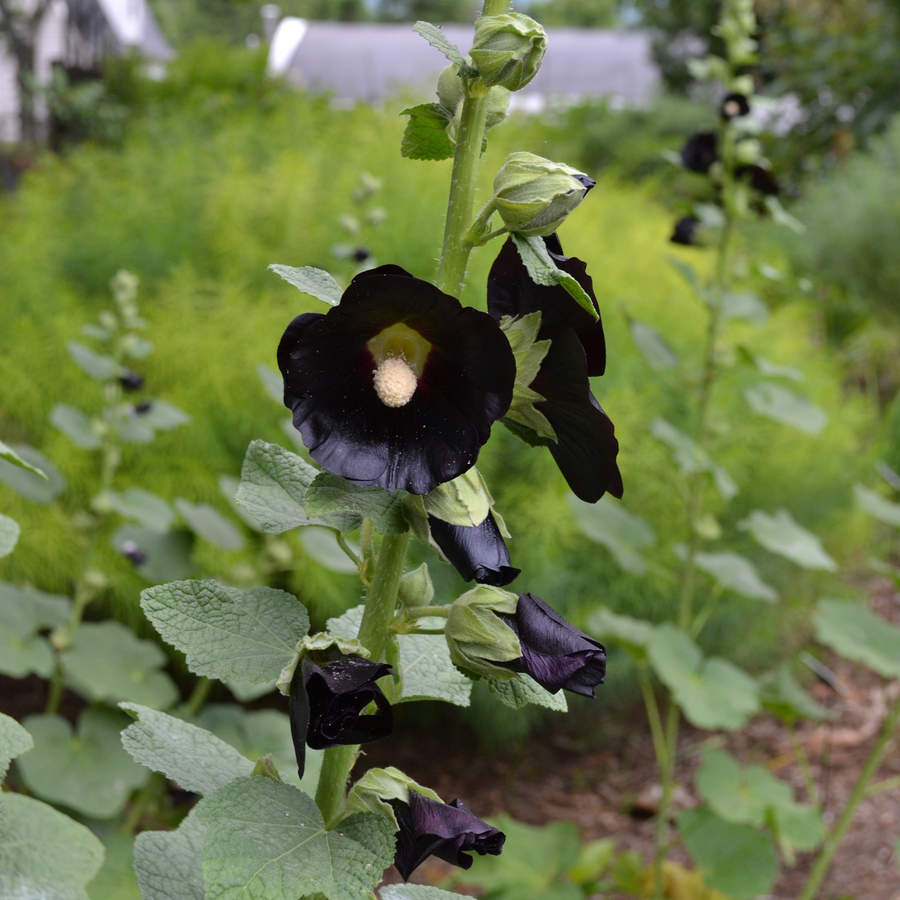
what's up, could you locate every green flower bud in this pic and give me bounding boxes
[470,14,547,92]
[437,62,510,129]
[445,585,521,680]
[344,766,443,829]
[491,152,595,237]
[398,562,434,608]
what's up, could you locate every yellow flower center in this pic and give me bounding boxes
[367,323,432,408]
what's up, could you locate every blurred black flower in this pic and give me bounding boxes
[278,266,516,495]
[118,371,144,392]
[391,790,505,880]
[289,651,393,778]
[680,131,719,174]
[735,163,780,196]
[130,401,153,416]
[497,592,606,697]
[487,235,622,503]
[671,216,699,246]
[720,92,750,120]
[429,511,520,586]
[352,246,371,263]
[120,540,147,566]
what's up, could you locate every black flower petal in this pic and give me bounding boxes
[735,163,780,196]
[680,131,719,174]
[288,653,393,779]
[487,234,605,375]
[118,371,144,391]
[497,592,606,697]
[720,92,751,120]
[391,790,506,881]
[121,540,147,566]
[671,216,699,246]
[278,266,516,495]
[428,511,521,586]
[487,236,622,503]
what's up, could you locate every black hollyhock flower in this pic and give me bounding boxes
[735,163,780,196]
[680,131,719,174]
[496,592,606,697]
[487,235,622,503]
[278,266,516,495]
[121,540,147,566]
[130,401,153,416]
[391,790,505,880]
[720,92,750,120]
[352,247,371,263]
[288,652,393,778]
[118,371,144,391]
[671,216,699,246]
[428,511,521,586]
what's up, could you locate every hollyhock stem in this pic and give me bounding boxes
[358,529,411,663]
[435,0,511,297]
[315,744,358,827]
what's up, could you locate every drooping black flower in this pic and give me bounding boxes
[278,266,516,495]
[428,511,521,587]
[680,131,719,174]
[487,235,622,503]
[120,539,147,566]
[391,790,506,880]
[735,163,780,196]
[118,371,144,392]
[671,216,699,246]
[720,92,750,120]
[288,651,393,778]
[496,592,606,697]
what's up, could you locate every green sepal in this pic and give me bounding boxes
[423,468,492,528]
[499,313,556,442]
[343,765,443,830]
[400,103,454,161]
[251,753,283,782]
[276,632,370,696]
[445,585,521,681]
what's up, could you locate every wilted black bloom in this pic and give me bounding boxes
[352,247,371,263]
[118,371,144,392]
[720,92,750,120]
[671,216,699,246]
[121,540,147,566]
[278,266,516,495]
[735,163,780,196]
[680,131,719,174]
[391,790,505,880]
[130,401,153,416]
[429,512,520,586]
[487,235,622,503]
[496,592,606,697]
[289,651,393,778]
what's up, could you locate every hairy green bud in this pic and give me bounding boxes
[445,585,521,680]
[470,14,547,92]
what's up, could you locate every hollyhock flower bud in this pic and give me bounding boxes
[429,512,520,587]
[121,540,147,566]
[491,152,595,237]
[680,131,719,174]
[118,371,144,391]
[671,216,699,246]
[470,14,547,92]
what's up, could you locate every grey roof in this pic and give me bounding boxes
[276,22,658,105]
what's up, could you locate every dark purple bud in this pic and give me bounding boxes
[288,651,393,778]
[680,131,719,174]
[497,593,606,697]
[428,512,521,587]
[391,790,505,881]
[130,401,153,416]
[352,247,371,263]
[720,92,751,120]
[121,540,147,566]
[118,371,144,391]
[735,163,780,196]
[671,216,699,246]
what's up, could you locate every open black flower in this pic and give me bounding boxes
[429,511,521,587]
[391,790,505,880]
[680,131,719,174]
[278,266,516,495]
[288,651,393,778]
[720,92,750,120]
[671,216,699,246]
[487,235,622,503]
[496,592,606,697]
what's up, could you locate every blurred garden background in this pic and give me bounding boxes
[2,0,900,898]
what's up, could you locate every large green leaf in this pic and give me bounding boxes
[629,321,679,370]
[0,582,70,679]
[306,472,408,535]
[722,290,769,324]
[815,599,900,678]
[677,807,778,899]
[584,607,655,662]
[0,711,33,780]
[19,708,148,818]
[566,495,655,575]
[854,483,900,528]
[120,703,253,794]
[400,103,455,161]
[269,265,343,306]
[488,675,567,712]
[135,400,191,431]
[0,440,47,477]
[103,488,175,532]
[218,474,262,531]
[693,551,778,602]
[68,341,124,380]
[134,808,206,900]
[381,888,476,900]
[758,663,832,724]
[175,498,245,551]
[0,792,104,900]
[738,509,837,571]
[235,440,319,533]
[301,527,359,573]
[63,621,179,709]
[650,417,738,500]
[647,625,759,730]
[196,777,395,900]
[744,382,827,435]
[51,404,102,449]
[141,580,309,684]
[86,826,141,900]
[111,525,196,582]
[0,515,20,559]
[0,444,63,503]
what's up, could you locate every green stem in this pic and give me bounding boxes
[638,666,668,771]
[358,530,411,663]
[799,688,900,900]
[120,771,166,834]
[185,676,213,717]
[434,0,511,296]
[315,744,358,827]
[789,725,820,806]
[653,699,680,898]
